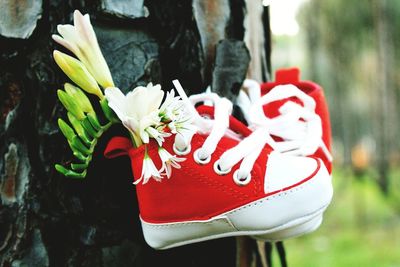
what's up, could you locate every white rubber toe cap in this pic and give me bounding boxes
[264,152,319,193]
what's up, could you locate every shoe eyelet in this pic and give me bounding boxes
[173,143,191,156]
[193,149,211,165]
[233,170,251,186]
[213,160,231,175]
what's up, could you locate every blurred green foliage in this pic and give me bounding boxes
[272,169,400,266]
[273,0,400,194]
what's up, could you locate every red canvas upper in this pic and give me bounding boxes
[104,108,322,224]
[260,68,332,173]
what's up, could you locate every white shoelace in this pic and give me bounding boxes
[237,79,333,162]
[172,80,282,185]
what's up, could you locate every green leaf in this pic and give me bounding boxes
[71,162,89,171]
[71,147,88,162]
[59,118,91,156]
[87,113,102,131]
[71,136,91,155]
[55,164,87,179]
[67,113,92,145]
[81,118,98,138]
[57,90,85,120]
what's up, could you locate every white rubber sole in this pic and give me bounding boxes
[252,175,332,241]
[141,160,333,249]
[251,210,324,241]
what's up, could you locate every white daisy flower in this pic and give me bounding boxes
[158,147,186,178]
[145,126,172,147]
[135,148,162,184]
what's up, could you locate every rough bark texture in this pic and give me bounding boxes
[0,0,43,39]
[0,1,270,266]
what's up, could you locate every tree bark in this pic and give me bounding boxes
[373,0,393,194]
[0,1,270,266]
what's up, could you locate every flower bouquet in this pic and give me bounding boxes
[53,10,195,183]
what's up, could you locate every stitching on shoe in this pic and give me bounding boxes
[142,217,235,229]
[253,172,260,196]
[181,164,250,201]
[265,169,271,193]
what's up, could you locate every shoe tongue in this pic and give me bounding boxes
[276,68,300,83]
[195,105,252,137]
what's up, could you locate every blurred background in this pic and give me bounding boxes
[268,0,400,266]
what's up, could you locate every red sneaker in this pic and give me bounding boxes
[236,69,333,241]
[238,68,333,174]
[104,82,333,249]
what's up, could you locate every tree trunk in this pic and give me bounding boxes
[373,0,394,194]
[0,1,271,266]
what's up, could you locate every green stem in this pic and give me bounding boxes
[130,132,142,148]
[100,98,119,123]
[87,121,113,153]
